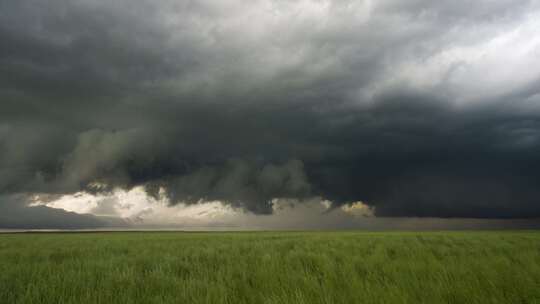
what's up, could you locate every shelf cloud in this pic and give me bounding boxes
[1,0,540,227]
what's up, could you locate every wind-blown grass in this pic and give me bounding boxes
[1,231,539,303]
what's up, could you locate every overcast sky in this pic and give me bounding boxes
[1,0,540,229]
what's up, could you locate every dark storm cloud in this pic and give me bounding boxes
[153,159,311,214]
[1,0,540,219]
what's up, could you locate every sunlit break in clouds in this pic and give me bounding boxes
[1,0,540,229]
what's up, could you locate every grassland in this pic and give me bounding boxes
[1,231,540,304]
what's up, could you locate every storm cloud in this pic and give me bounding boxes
[1,0,540,222]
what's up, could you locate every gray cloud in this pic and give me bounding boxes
[1,0,540,222]
[154,159,311,214]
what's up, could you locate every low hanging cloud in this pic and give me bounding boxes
[155,159,312,214]
[34,188,378,229]
[1,0,540,224]
[34,190,540,230]
[0,194,128,229]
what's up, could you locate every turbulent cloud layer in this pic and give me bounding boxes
[1,0,540,223]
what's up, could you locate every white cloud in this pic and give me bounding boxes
[379,12,540,105]
[33,189,377,229]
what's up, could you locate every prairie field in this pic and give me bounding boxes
[1,231,540,304]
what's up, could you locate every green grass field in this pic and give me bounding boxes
[1,231,540,304]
